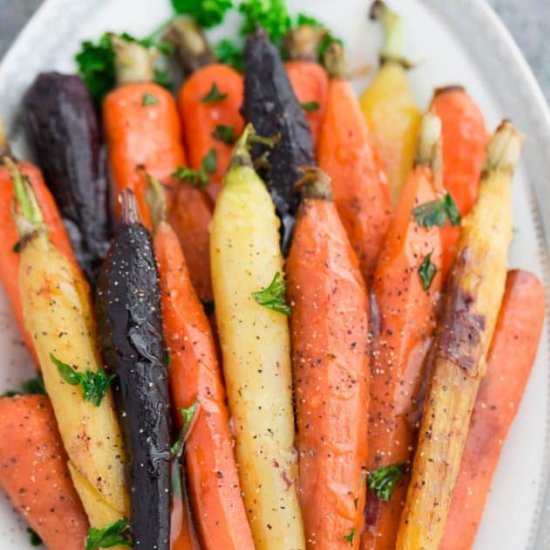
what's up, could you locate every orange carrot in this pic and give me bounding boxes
[361,114,444,550]
[287,169,369,549]
[286,61,328,149]
[317,42,391,279]
[0,395,89,549]
[0,139,77,363]
[149,179,254,550]
[168,183,214,303]
[429,86,488,278]
[440,269,545,550]
[103,38,185,227]
[170,20,245,202]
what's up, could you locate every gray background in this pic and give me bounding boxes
[0,0,549,103]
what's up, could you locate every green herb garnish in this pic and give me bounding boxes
[343,527,356,545]
[214,39,244,71]
[239,0,292,43]
[2,374,47,398]
[296,13,325,28]
[412,192,461,228]
[418,251,437,291]
[301,101,320,113]
[252,272,291,316]
[163,351,171,368]
[51,354,115,407]
[369,464,406,502]
[202,148,218,174]
[142,92,159,106]
[172,166,208,188]
[212,124,237,145]
[85,519,131,550]
[171,401,199,455]
[154,68,173,89]
[75,33,116,104]
[171,0,233,29]
[201,82,228,104]
[27,528,42,547]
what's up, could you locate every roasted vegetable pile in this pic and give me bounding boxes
[0,1,543,550]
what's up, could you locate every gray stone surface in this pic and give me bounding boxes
[1,0,550,103]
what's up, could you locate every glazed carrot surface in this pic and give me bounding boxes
[169,183,214,304]
[318,45,391,279]
[429,86,489,278]
[362,161,443,550]
[103,82,185,226]
[287,177,369,549]
[154,220,254,550]
[178,63,244,202]
[286,60,329,148]
[0,395,89,550]
[0,161,76,362]
[440,269,545,550]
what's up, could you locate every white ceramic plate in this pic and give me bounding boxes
[0,0,549,548]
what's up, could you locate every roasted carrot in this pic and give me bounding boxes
[0,395,89,550]
[284,25,329,148]
[170,19,244,202]
[396,122,523,550]
[0,120,77,363]
[168,183,214,303]
[440,269,545,550]
[361,114,444,550]
[318,42,391,279]
[287,168,369,549]
[103,36,185,227]
[429,86,489,279]
[360,1,422,205]
[147,177,254,550]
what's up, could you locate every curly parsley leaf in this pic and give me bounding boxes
[239,0,292,43]
[212,124,237,145]
[418,252,438,291]
[51,354,115,407]
[214,39,244,71]
[201,82,228,103]
[252,272,291,316]
[202,148,218,174]
[343,527,356,546]
[369,464,406,502]
[142,92,159,106]
[85,518,131,550]
[171,0,233,28]
[412,192,461,228]
[172,166,208,189]
[301,101,320,113]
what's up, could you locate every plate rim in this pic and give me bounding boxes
[1,0,550,548]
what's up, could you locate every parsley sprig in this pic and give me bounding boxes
[343,527,356,545]
[171,0,233,29]
[85,518,131,550]
[369,464,406,502]
[201,82,228,103]
[301,101,320,113]
[173,148,218,189]
[412,192,461,228]
[2,374,46,398]
[51,354,115,407]
[252,272,291,316]
[212,124,237,145]
[418,251,438,291]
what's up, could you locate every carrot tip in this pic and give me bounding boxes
[120,189,140,225]
[434,84,466,97]
[417,113,443,186]
[323,42,350,79]
[111,34,157,85]
[295,166,332,200]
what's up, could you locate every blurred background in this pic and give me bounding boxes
[1,0,549,102]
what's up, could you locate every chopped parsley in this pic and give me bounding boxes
[201,82,228,103]
[2,375,47,398]
[163,351,171,368]
[85,518,131,550]
[172,401,199,455]
[212,124,237,145]
[171,0,233,29]
[418,251,437,291]
[214,39,244,71]
[252,272,291,316]
[154,68,173,89]
[412,192,461,229]
[27,527,42,547]
[142,92,159,106]
[301,101,320,113]
[369,464,406,502]
[51,354,115,407]
[343,527,356,545]
[172,148,217,189]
